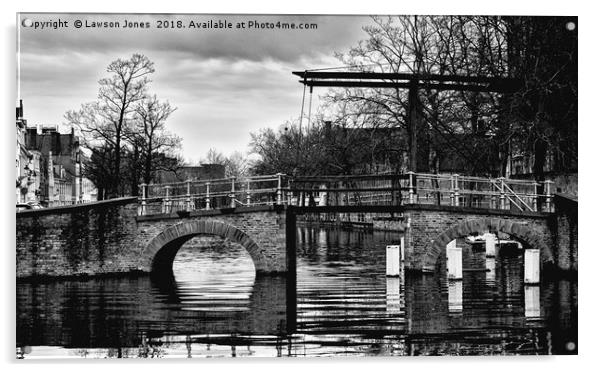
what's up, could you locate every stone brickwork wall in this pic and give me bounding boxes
[17,199,290,279]
[16,198,141,278]
[402,205,554,271]
[373,217,405,232]
[554,195,578,271]
[17,198,570,279]
[136,207,289,274]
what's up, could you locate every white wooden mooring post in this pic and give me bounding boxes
[230,177,237,208]
[140,183,147,216]
[484,232,496,257]
[448,280,463,312]
[386,276,401,313]
[486,257,496,282]
[446,239,462,280]
[524,285,541,318]
[205,182,211,210]
[163,185,171,214]
[524,248,540,284]
[186,179,192,212]
[386,245,401,277]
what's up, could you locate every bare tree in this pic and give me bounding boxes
[326,16,509,175]
[200,148,251,178]
[133,95,180,185]
[201,147,228,166]
[66,53,155,197]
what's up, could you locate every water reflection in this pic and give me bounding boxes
[448,281,463,313]
[16,226,577,357]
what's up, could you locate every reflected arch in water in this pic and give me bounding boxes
[421,218,553,271]
[149,270,295,336]
[142,220,270,276]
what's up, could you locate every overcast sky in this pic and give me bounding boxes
[18,13,373,163]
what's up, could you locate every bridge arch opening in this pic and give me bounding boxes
[142,220,270,276]
[421,218,552,272]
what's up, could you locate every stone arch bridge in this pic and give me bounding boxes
[16,196,576,279]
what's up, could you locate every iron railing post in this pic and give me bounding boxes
[186,179,192,212]
[408,171,415,204]
[544,180,553,212]
[490,180,496,209]
[230,177,237,208]
[163,185,171,214]
[499,178,507,210]
[246,179,251,206]
[532,181,539,212]
[453,174,460,207]
[205,182,211,210]
[276,173,283,205]
[140,183,147,216]
[448,174,454,206]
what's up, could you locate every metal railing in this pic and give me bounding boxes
[138,172,554,216]
[139,173,288,216]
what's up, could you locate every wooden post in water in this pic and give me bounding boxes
[448,280,463,312]
[140,183,147,216]
[524,285,541,318]
[386,245,401,276]
[486,257,496,282]
[205,182,211,210]
[386,276,401,313]
[524,248,540,284]
[446,239,462,280]
[484,232,496,257]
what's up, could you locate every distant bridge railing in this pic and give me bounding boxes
[138,172,555,216]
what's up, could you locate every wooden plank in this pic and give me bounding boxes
[300,80,516,93]
[292,71,519,85]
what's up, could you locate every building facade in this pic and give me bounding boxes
[16,100,97,206]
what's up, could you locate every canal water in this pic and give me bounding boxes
[16,226,577,358]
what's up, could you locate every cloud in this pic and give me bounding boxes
[18,13,374,160]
